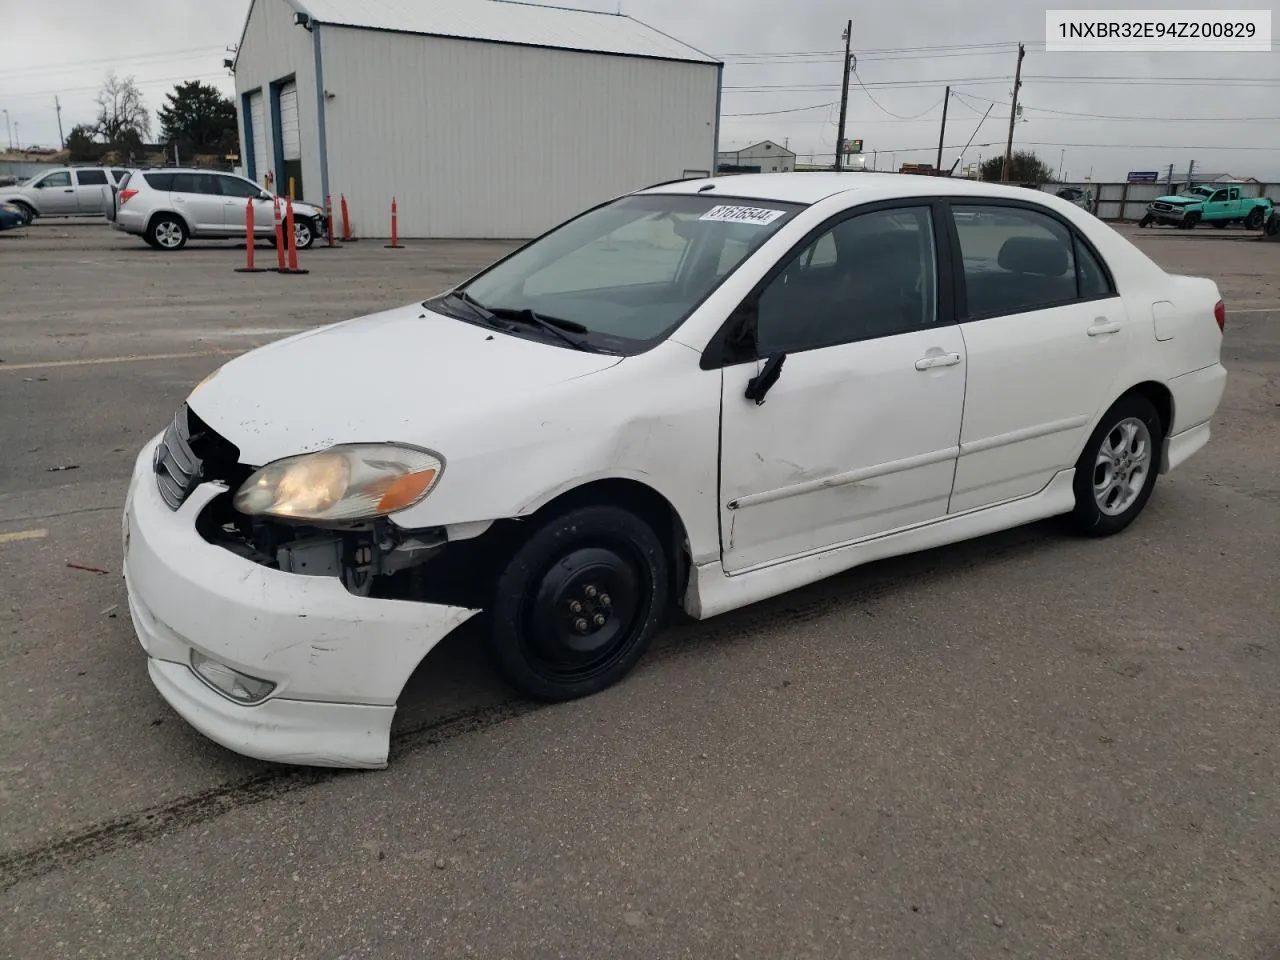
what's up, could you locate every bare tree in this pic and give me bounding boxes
[95,71,152,146]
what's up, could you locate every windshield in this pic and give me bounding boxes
[450,193,804,353]
[1179,186,1213,198]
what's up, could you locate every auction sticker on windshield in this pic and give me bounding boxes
[699,205,788,225]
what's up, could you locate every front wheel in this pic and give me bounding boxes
[1069,395,1162,537]
[1245,208,1264,230]
[1138,214,1153,228]
[293,217,315,249]
[488,505,669,701]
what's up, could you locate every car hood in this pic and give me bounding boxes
[1153,195,1199,205]
[187,301,624,466]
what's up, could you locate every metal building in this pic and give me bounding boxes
[231,0,721,239]
[716,141,797,175]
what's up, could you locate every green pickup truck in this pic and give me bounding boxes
[1139,183,1273,230]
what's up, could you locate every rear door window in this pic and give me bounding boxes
[74,169,108,186]
[143,172,175,191]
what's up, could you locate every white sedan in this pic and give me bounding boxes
[123,173,1227,768]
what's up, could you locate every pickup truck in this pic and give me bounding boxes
[0,166,131,221]
[1139,183,1273,230]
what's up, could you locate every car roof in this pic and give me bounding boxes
[636,171,1059,207]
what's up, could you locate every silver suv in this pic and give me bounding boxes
[110,168,326,251]
[0,166,130,220]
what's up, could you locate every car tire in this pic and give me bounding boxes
[488,504,669,702]
[148,215,188,250]
[1245,208,1264,230]
[1069,394,1162,538]
[1137,214,1152,228]
[293,217,316,250]
[1181,212,1200,229]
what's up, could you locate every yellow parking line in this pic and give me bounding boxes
[0,350,236,373]
[0,528,48,544]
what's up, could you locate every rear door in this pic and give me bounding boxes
[72,168,111,215]
[169,173,225,234]
[947,200,1130,513]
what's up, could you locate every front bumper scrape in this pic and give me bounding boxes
[123,436,481,768]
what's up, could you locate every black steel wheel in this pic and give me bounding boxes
[489,505,669,701]
[1245,208,1264,230]
[1137,214,1153,228]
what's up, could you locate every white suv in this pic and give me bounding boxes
[0,166,130,220]
[110,168,326,251]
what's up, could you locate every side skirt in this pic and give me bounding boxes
[684,469,1077,620]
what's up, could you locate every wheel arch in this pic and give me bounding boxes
[523,477,693,606]
[146,208,189,237]
[1120,380,1174,440]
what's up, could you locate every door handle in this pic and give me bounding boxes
[914,352,961,371]
[63,188,74,193]
[1087,319,1122,337]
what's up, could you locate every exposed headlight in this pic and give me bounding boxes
[233,443,444,521]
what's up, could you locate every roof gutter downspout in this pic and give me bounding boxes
[712,62,723,176]
[312,20,331,209]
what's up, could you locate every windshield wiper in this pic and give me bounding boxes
[485,306,594,351]
[431,289,499,325]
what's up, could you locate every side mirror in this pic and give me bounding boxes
[258,190,272,201]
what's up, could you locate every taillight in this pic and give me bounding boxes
[1214,300,1225,332]
[119,189,138,205]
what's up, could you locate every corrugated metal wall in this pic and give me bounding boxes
[233,0,321,200]
[319,27,719,238]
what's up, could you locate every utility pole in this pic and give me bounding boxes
[54,95,65,150]
[834,19,852,172]
[2,109,10,151]
[1000,42,1025,182]
[935,86,950,174]
[1186,158,1195,188]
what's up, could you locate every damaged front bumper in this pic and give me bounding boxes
[123,435,480,768]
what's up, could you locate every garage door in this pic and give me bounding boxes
[279,82,301,161]
[248,91,268,184]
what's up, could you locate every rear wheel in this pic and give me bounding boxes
[488,505,669,701]
[1069,395,1162,537]
[1245,208,1264,230]
[148,215,187,250]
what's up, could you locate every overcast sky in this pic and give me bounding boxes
[3,0,1278,181]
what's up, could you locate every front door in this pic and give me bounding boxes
[31,169,77,214]
[947,201,1131,513]
[718,203,967,574]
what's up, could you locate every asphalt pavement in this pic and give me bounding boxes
[1,219,1277,959]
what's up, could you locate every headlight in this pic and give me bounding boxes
[233,443,444,521]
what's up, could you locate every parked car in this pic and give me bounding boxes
[1055,185,1095,213]
[123,172,1227,768]
[1139,183,1272,229]
[110,168,325,251]
[0,166,130,220]
[1265,209,1280,240]
[0,200,30,230]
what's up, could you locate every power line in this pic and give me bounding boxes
[3,72,229,102]
[0,45,226,80]
[723,101,839,118]
[852,70,944,120]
